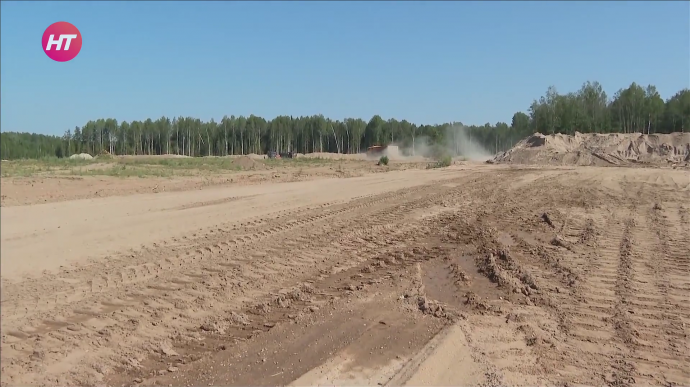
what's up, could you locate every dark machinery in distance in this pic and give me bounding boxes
[267,151,294,159]
[366,145,387,157]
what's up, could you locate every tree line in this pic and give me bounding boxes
[1,81,688,160]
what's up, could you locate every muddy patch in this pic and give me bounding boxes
[421,250,503,310]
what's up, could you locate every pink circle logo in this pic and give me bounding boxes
[42,22,82,62]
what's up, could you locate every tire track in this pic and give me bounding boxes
[0,174,488,386]
[472,171,639,386]
[114,212,466,387]
[428,169,688,387]
[0,183,438,321]
[392,168,687,387]
[433,171,577,385]
[609,215,638,387]
[475,174,583,336]
[637,198,690,385]
[553,177,675,387]
[573,178,690,387]
[167,194,260,211]
[4,167,687,387]
[3,187,413,313]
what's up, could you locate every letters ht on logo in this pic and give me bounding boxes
[42,22,82,62]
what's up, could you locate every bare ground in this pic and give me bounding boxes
[0,158,430,207]
[1,163,688,387]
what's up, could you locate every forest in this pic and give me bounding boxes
[1,81,689,160]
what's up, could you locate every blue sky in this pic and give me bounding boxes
[1,1,688,136]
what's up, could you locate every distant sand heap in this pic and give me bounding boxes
[231,156,267,170]
[493,132,690,167]
[300,152,367,160]
[69,153,94,160]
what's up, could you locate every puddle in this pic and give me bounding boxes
[422,261,463,306]
[422,252,500,308]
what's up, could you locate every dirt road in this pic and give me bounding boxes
[1,164,688,387]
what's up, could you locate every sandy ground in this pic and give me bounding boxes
[0,159,430,207]
[1,162,689,387]
[494,131,690,168]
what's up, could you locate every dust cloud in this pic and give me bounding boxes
[402,137,433,159]
[445,124,493,161]
[398,124,493,161]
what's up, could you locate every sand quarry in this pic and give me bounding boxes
[1,134,689,387]
[493,131,690,167]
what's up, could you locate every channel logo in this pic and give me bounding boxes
[42,21,82,62]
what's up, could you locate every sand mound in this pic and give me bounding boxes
[301,152,367,160]
[118,154,190,159]
[231,156,267,170]
[69,153,94,160]
[493,132,690,167]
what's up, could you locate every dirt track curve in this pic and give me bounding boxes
[1,165,689,387]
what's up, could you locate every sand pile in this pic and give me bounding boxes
[69,153,94,160]
[246,153,264,160]
[493,132,690,167]
[301,152,367,160]
[120,154,190,160]
[231,156,267,170]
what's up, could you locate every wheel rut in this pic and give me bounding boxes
[3,166,688,387]
[0,174,488,386]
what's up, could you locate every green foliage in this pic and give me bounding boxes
[428,143,450,160]
[0,156,254,178]
[427,155,452,169]
[379,155,389,166]
[2,81,689,161]
[437,156,452,167]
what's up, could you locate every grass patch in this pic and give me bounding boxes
[115,157,247,173]
[68,164,182,178]
[1,155,347,178]
[1,157,96,177]
[263,156,333,166]
[1,156,248,178]
[427,155,452,169]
